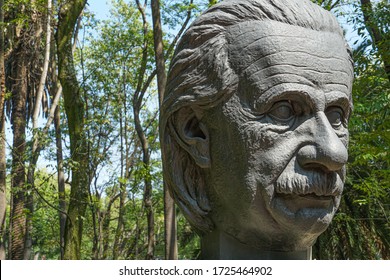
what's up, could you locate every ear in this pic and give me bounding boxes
[170,107,210,168]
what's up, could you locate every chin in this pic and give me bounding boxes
[265,193,341,251]
[223,196,340,252]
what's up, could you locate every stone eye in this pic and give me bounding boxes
[326,107,344,128]
[269,101,294,122]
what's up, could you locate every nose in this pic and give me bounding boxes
[297,113,348,172]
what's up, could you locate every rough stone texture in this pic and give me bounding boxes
[160,0,353,259]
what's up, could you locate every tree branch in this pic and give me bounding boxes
[32,0,52,129]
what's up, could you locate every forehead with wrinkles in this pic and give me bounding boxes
[227,20,353,101]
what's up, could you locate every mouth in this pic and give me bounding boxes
[269,189,340,227]
[264,173,343,235]
[264,191,339,249]
[275,193,335,213]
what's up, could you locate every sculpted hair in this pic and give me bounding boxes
[160,0,351,234]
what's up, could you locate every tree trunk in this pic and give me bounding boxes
[360,0,390,81]
[0,115,5,260]
[54,104,66,259]
[150,0,177,260]
[151,0,166,107]
[23,177,33,260]
[135,0,155,260]
[9,43,28,260]
[133,105,155,260]
[112,182,126,259]
[24,5,51,255]
[49,34,66,258]
[0,0,7,260]
[56,0,87,260]
[112,186,126,259]
[113,107,126,260]
[133,85,155,261]
[0,0,4,126]
[102,193,118,259]
[32,0,52,129]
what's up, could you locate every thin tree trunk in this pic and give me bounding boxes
[113,65,134,259]
[48,37,66,259]
[134,108,154,260]
[0,0,4,126]
[24,0,52,259]
[151,0,166,107]
[54,103,66,259]
[0,115,6,260]
[32,0,52,129]
[90,188,100,260]
[112,184,126,259]
[0,0,7,260]
[150,0,177,260]
[135,0,155,260]
[112,187,125,259]
[102,193,118,259]
[56,0,87,260]
[112,104,126,260]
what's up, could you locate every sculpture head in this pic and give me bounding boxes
[161,0,353,253]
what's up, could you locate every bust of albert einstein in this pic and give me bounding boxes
[160,0,353,260]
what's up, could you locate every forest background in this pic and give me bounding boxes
[0,0,388,260]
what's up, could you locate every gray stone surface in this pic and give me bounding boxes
[160,0,353,259]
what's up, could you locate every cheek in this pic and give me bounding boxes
[241,122,299,185]
[207,121,261,207]
[242,122,297,160]
[241,122,276,150]
[208,121,250,190]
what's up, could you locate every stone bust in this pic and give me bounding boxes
[160,0,353,259]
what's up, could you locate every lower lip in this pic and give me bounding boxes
[274,193,334,213]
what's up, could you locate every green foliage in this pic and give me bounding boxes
[72,0,165,259]
[3,0,46,28]
[177,213,201,259]
[208,0,219,8]
[29,170,70,259]
[310,0,344,11]
[161,0,204,30]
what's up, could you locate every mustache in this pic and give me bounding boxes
[275,171,343,196]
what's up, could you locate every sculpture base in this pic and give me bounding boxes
[201,231,312,260]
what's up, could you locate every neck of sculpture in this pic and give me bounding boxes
[201,230,312,260]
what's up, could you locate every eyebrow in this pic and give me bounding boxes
[325,91,353,116]
[248,83,351,114]
[325,90,350,102]
[251,85,318,112]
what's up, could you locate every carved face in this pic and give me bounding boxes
[201,21,353,251]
